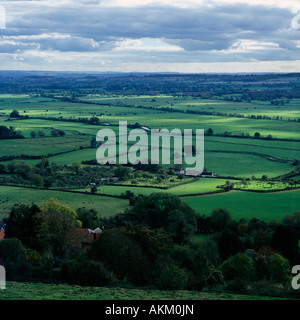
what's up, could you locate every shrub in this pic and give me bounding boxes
[157,264,187,290]
[60,256,116,286]
[220,253,256,284]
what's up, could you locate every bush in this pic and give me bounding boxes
[0,238,31,280]
[157,264,187,290]
[60,256,116,286]
[220,253,256,285]
[88,229,152,286]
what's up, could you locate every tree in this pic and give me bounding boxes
[43,177,53,189]
[127,193,197,243]
[89,116,100,125]
[29,173,44,187]
[76,208,99,229]
[0,163,6,174]
[114,165,131,181]
[61,257,115,287]
[220,253,256,284]
[35,198,82,258]
[30,131,37,138]
[91,185,97,194]
[57,129,65,136]
[157,264,187,290]
[88,229,152,286]
[7,161,17,173]
[71,162,82,174]
[210,208,232,232]
[0,238,30,280]
[205,128,214,136]
[10,110,20,118]
[267,253,290,284]
[15,162,32,178]
[38,130,45,138]
[271,224,299,264]
[51,129,59,137]
[0,126,24,139]
[254,132,261,139]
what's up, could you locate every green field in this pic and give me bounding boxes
[0,186,128,218]
[1,94,300,140]
[1,92,299,223]
[183,189,300,222]
[78,178,232,197]
[0,135,90,158]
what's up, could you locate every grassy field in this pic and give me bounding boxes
[0,135,90,158]
[1,94,300,140]
[0,93,299,221]
[0,281,285,300]
[0,186,128,218]
[204,152,292,178]
[78,178,232,197]
[183,189,300,222]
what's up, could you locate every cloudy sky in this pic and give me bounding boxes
[0,0,299,73]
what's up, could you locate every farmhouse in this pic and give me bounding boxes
[74,227,102,251]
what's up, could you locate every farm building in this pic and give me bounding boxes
[199,171,217,178]
[74,227,103,251]
[0,220,6,241]
[165,166,185,175]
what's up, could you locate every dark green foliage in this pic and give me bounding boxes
[220,253,256,284]
[126,193,197,243]
[88,229,152,286]
[76,208,99,229]
[60,255,116,286]
[0,126,24,139]
[0,238,30,280]
[210,208,232,232]
[113,165,131,181]
[5,204,40,250]
[10,110,20,118]
[157,264,188,290]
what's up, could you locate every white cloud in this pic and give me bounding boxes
[114,38,183,52]
[224,39,280,53]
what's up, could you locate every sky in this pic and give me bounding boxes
[0,0,299,73]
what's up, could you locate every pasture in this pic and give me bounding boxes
[0,91,299,224]
[77,178,233,197]
[0,186,129,218]
[183,189,300,222]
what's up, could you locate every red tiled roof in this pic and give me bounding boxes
[0,228,5,241]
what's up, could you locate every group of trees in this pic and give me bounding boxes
[0,193,299,297]
[0,126,24,140]
[0,159,116,189]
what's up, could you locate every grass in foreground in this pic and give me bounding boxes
[0,281,285,300]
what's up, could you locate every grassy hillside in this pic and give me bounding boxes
[0,281,287,300]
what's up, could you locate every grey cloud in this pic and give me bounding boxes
[0,1,299,66]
